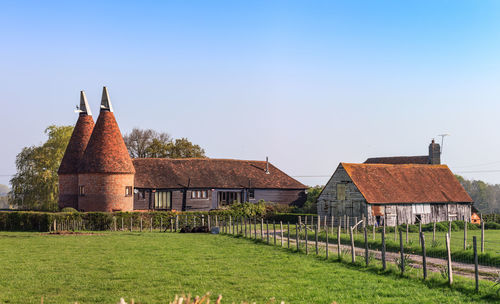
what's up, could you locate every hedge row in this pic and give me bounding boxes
[0,211,316,232]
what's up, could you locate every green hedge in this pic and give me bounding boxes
[265,213,317,224]
[0,210,240,232]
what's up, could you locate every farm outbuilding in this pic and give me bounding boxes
[58,87,307,212]
[317,162,473,226]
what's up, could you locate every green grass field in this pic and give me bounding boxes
[0,232,498,304]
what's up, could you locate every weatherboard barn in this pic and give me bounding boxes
[317,142,474,226]
[58,88,307,212]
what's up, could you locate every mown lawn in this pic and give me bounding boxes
[0,232,497,303]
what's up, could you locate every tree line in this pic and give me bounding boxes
[456,175,500,214]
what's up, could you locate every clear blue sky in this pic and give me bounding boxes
[2,0,500,187]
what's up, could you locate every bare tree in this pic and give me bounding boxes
[123,128,171,158]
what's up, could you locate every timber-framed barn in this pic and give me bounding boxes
[317,142,473,226]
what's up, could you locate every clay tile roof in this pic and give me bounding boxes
[364,156,430,164]
[341,163,473,204]
[132,158,307,189]
[79,111,135,174]
[58,114,95,174]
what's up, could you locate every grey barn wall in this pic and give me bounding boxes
[134,188,306,211]
[317,164,472,226]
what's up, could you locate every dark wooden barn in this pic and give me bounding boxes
[132,158,307,211]
[317,163,473,226]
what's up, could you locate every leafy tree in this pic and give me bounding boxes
[124,128,206,158]
[168,138,205,158]
[292,185,323,213]
[10,125,73,211]
[456,175,500,214]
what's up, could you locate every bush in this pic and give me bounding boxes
[60,207,78,213]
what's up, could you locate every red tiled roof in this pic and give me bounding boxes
[364,156,429,164]
[79,111,135,174]
[342,163,473,204]
[58,114,95,174]
[133,158,307,189]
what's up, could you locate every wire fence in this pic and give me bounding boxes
[213,215,500,295]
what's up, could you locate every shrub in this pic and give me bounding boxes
[61,207,78,213]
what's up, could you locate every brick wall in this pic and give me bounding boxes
[58,174,79,209]
[78,173,134,212]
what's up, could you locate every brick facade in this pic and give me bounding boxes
[58,174,79,209]
[78,173,134,212]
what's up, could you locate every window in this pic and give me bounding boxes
[191,190,208,199]
[79,185,85,196]
[336,184,346,200]
[154,191,171,209]
[125,186,133,197]
[248,189,255,199]
[135,189,145,200]
[218,191,241,206]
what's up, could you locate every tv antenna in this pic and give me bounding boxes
[438,134,450,153]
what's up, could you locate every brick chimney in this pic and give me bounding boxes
[429,139,441,164]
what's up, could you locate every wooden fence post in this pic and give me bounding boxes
[446,233,453,285]
[280,221,283,247]
[337,225,341,259]
[464,219,467,250]
[406,223,409,244]
[150,217,153,232]
[315,224,319,255]
[130,217,133,232]
[244,218,247,237]
[260,218,264,240]
[266,220,269,243]
[326,226,329,259]
[254,219,257,239]
[372,225,375,241]
[433,221,436,242]
[331,215,334,234]
[160,217,163,232]
[305,222,309,255]
[215,215,218,228]
[113,217,117,231]
[318,216,321,233]
[287,222,290,248]
[381,224,386,270]
[175,215,179,232]
[296,224,300,251]
[481,220,485,253]
[121,217,124,231]
[473,236,479,292]
[399,230,405,274]
[273,220,276,245]
[140,217,143,232]
[350,227,355,263]
[364,226,369,266]
[418,221,422,246]
[420,232,427,280]
[208,215,211,230]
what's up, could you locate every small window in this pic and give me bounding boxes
[191,190,208,199]
[79,185,85,196]
[337,184,346,200]
[248,189,255,199]
[125,186,133,197]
